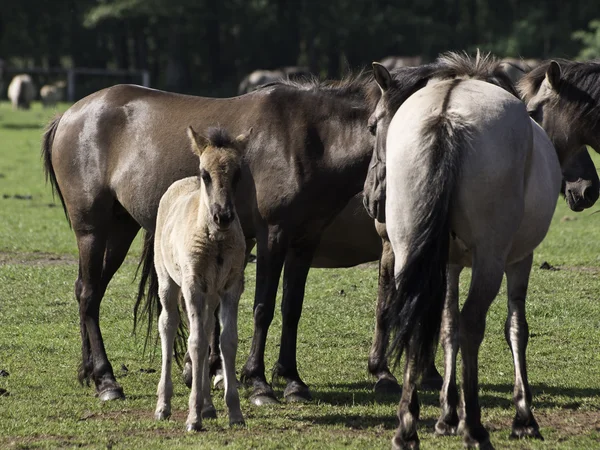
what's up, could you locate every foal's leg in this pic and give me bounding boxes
[220,279,245,426]
[200,297,218,419]
[241,225,288,405]
[392,344,421,450]
[274,236,320,402]
[155,279,180,420]
[75,210,139,401]
[207,238,255,391]
[505,254,542,440]
[435,264,462,436]
[459,255,505,449]
[182,279,209,432]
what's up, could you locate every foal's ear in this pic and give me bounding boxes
[372,62,392,93]
[235,127,253,150]
[545,61,562,91]
[187,126,209,155]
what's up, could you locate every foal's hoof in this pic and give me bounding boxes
[391,436,420,450]
[201,406,217,419]
[98,387,125,402]
[229,417,246,428]
[374,377,402,395]
[435,419,458,436]
[213,371,225,390]
[186,423,203,432]
[250,393,280,406]
[155,410,171,421]
[284,382,312,403]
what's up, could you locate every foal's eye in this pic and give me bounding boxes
[368,122,377,136]
[200,170,211,184]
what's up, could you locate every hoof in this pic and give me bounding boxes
[374,377,402,395]
[392,436,420,450]
[201,406,217,419]
[229,417,246,427]
[186,423,203,432]
[98,387,125,402]
[213,372,225,390]
[462,429,494,449]
[510,426,543,440]
[250,393,280,406]
[182,362,192,389]
[155,410,171,421]
[284,381,312,403]
[435,419,458,436]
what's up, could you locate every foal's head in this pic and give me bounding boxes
[187,126,252,231]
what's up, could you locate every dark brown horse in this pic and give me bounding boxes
[43,77,391,404]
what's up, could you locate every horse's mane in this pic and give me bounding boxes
[518,59,600,117]
[205,127,236,149]
[258,69,380,110]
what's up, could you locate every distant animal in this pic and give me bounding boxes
[378,56,423,71]
[40,81,66,108]
[237,66,311,94]
[364,52,597,449]
[499,57,541,83]
[153,126,250,431]
[7,74,35,109]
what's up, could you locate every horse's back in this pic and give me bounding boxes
[386,79,532,255]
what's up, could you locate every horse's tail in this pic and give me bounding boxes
[41,114,70,226]
[388,111,468,377]
[134,231,188,367]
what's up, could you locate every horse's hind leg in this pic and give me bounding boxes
[505,254,542,440]
[459,254,505,449]
[75,209,139,400]
[392,344,421,450]
[435,264,462,436]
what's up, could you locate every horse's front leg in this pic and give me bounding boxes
[241,225,288,405]
[219,279,245,426]
[273,236,320,402]
[435,264,462,436]
[505,254,542,440]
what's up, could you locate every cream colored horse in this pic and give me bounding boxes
[154,126,251,431]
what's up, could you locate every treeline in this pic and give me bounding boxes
[1,0,600,98]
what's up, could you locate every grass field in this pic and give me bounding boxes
[0,102,599,449]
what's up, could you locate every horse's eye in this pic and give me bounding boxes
[200,169,211,184]
[368,122,377,136]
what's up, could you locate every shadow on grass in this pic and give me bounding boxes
[310,381,600,410]
[1,123,43,130]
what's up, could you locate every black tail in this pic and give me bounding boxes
[134,231,188,367]
[41,114,70,226]
[388,112,468,378]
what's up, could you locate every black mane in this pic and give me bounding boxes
[205,126,236,149]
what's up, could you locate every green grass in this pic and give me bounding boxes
[1,102,600,449]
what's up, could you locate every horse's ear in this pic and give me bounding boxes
[235,127,253,150]
[372,62,391,93]
[187,126,209,155]
[545,61,561,91]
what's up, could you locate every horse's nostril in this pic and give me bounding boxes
[213,213,220,223]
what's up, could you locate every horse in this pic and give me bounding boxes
[237,66,311,94]
[42,74,387,405]
[519,59,600,165]
[8,74,36,110]
[154,126,249,431]
[363,53,597,449]
[40,81,66,108]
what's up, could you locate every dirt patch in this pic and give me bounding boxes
[0,251,77,266]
